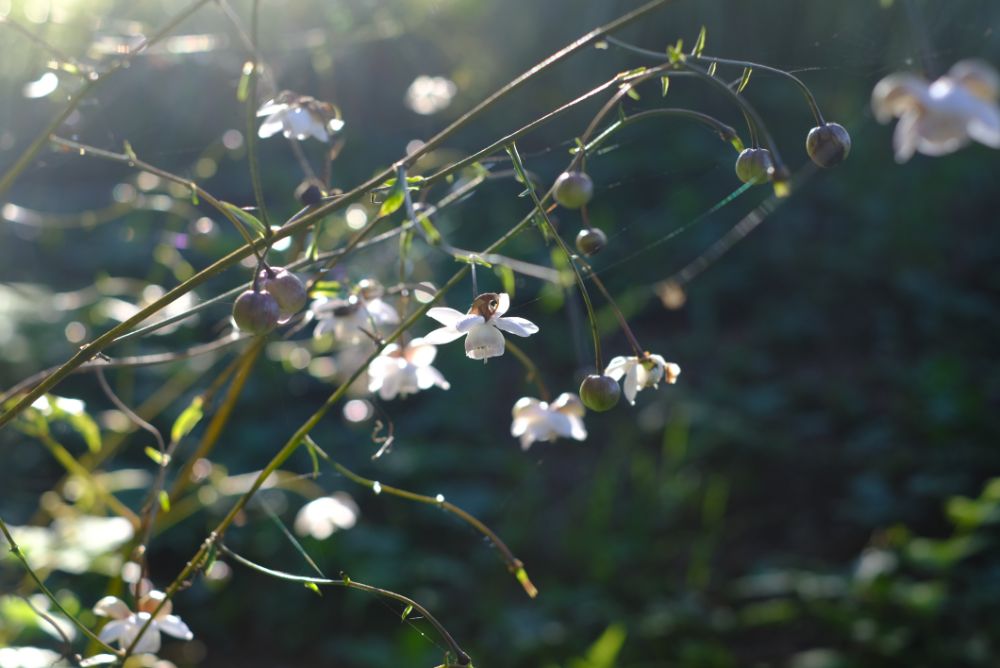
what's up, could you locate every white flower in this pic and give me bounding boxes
[294,492,359,539]
[93,589,192,654]
[312,295,400,345]
[405,75,457,115]
[424,292,538,361]
[511,393,587,450]
[367,337,450,400]
[257,91,345,142]
[605,354,681,405]
[872,59,1000,163]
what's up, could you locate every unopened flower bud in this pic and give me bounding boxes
[553,171,593,209]
[232,290,280,334]
[734,148,774,185]
[295,179,326,206]
[806,122,851,167]
[259,267,307,321]
[575,228,607,256]
[579,374,621,412]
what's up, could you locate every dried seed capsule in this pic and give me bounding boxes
[575,228,607,256]
[553,171,594,209]
[579,374,621,412]
[734,148,774,185]
[232,290,280,334]
[259,267,307,322]
[806,122,851,167]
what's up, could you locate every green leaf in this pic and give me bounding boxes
[660,76,670,97]
[691,26,707,57]
[303,435,321,478]
[401,604,413,620]
[144,446,170,466]
[203,543,218,576]
[496,264,515,299]
[454,254,492,268]
[581,624,627,668]
[123,141,137,163]
[399,227,414,259]
[171,396,204,444]
[304,581,322,596]
[221,202,267,237]
[378,180,405,218]
[737,67,753,93]
[666,39,685,63]
[707,61,718,77]
[237,61,253,102]
[190,184,199,206]
[311,280,341,296]
[158,490,170,512]
[625,86,640,101]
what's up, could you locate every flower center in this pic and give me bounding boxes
[468,292,500,320]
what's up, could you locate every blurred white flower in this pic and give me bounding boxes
[0,646,63,668]
[605,354,680,405]
[872,59,1000,162]
[257,91,345,142]
[424,292,538,361]
[367,337,450,400]
[405,75,457,115]
[312,295,400,345]
[511,393,587,450]
[93,588,192,654]
[294,492,359,539]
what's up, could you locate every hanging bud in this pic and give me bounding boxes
[806,122,851,167]
[232,290,280,334]
[259,267,307,322]
[294,178,326,206]
[734,147,774,185]
[553,171,594,209]
[579,374,621,412]
[575,228,607,256]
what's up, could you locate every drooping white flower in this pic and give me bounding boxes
[424,292,538,361]
[872,59,1000,162]
[367,337,450,400]
[510,393,587,450]
[294,492,359,540]
[93,587,193,654]
[405,75,457,115]
[257,91,345,142]
[605,354,681,405]
[312,295,400,345]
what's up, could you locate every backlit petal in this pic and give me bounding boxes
[257,113,285,139]
[623,364,639,405]
[455,314,486,333]
[422,326,465,345]
[158,615,194,641]
[94,596,131,620]
[426,307,466,326]
[494,316,539,337]
[494,292,510,317]
[604,356,633,381]
[465,323,505,359]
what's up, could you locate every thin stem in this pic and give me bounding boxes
[219,544,471,665]
[505,339,551,402]
[312,440,537,598]
[0,0,214,199]
[580,108,742,156]
[95,367,165,454]
[505,142,603,370]
[576,258,645,357]
[50,136,265,264]
[0,515,122,655]
[245,0,272,234]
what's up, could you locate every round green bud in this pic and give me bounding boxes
[579,374,621,412]
[553,171,594,209]
[260,267,307,322]
[232,290,280,335]
[734,148,774,185]
[575,228,607,256]
[806,122,851,168]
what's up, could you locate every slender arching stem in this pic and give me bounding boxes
[580,107,743,155]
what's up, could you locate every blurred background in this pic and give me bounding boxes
[2,0,1000,666]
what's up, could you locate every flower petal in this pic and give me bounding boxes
[98,619,127,644]
[494,292,510,317]
[416,365,450,391]
[623,364,639,405]
[494,316,539,337]
[892,112,920,163]
[604,356,633,381]
[365,299,400,325]
[455,314,486,333]
[465,323,505,360]
[422,326,465,345]
[967,102,1000,148]
[256,100,289,117]
[426,307,466,326]
[567,415,587,441]
[257,113,285,139]
[378,363,403,400]
[405,339,438,367]
[94,596,131,620]
[158,615,194,641]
